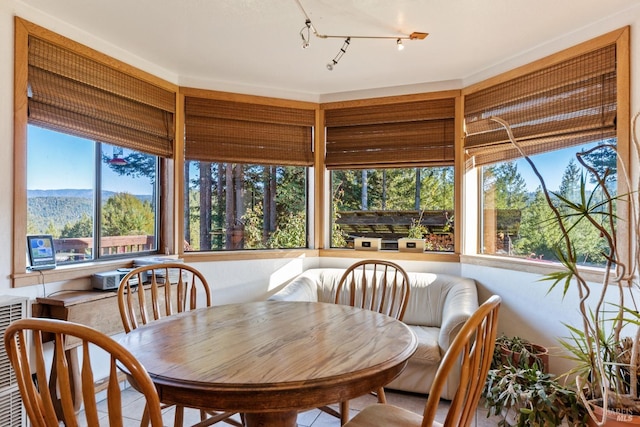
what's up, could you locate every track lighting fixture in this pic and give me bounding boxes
[294,0,428,70]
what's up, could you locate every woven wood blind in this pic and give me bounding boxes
[464,44,617,167]
[28,36,175,157]
[325,98,455,169]
[184,97,315,166]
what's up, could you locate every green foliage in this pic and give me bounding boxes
[484,336,586,426]
[492,156,612,266]
[28,196,93,234]
[331,188,348,247]
[242,201,306,249]
[266,210,306,248]
[102,150,156,181]
[407,211,428,238]
[242,203,266,249]
[332,167,455,212]
[275,166,307,214]
[512,187,559,260]
[494,335,547,370]
[185,163,308,251]
[61,214,93,238]
[102,193,154,236]
[484,162,528,210]
[484,365,586,426]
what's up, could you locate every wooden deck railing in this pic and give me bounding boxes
[54,235,155,261]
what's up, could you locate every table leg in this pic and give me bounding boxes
[243,411,298,427]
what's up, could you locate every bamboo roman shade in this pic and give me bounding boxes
[464,44,617,167]
[324,98,455,169]
[184,97,315,166]
[28,36,175,157]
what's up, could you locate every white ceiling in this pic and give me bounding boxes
[17,0,640,100]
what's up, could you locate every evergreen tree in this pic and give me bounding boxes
[420,167,455,210]
[578,140,617,189]
[554,161,609,265]
[558,159,581,201]
[488,162,528,210]
[513,187,558,259]
[386,169,417,210]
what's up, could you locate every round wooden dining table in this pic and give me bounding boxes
[119,300,417,427]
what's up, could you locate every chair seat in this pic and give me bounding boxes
[345,403,430,427]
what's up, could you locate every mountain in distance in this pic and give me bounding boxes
[28,189,152,201]
[27,189,153,234]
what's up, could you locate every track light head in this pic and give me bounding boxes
[326,37,350,71]
[397,39,404,51]
[300,19,311,49]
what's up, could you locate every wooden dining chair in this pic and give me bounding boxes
[117,262,241,427]
[323,259,411,424]
[4,318,164,427]
[342,295,502,427]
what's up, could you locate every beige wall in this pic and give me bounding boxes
[2,0,640,376]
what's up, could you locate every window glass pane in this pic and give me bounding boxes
[331,167,455,251]
[481,140,616,267]
[27,125,159,265]
[100,143,158,256]
[185,162,307,251]
[27,126,95,264]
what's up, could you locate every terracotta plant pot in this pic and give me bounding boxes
[500,342,550,372]
[588,402,640,426]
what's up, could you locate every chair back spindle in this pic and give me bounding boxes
[335,260,410,321]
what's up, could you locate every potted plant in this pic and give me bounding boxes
[398,211,427,252]
[495,335,550,373]
[483,335,585,426]
[490,114,640,425]
[483,364,587,426]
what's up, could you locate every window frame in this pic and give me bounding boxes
[320,92,464,258]
[177,87,319,254]
[328,166,456,251]
[13,18,179,287]
[460,26,631,274]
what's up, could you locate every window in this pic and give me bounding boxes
[14,18,177,282]
[480,142,616,266]
[324,96,457,251]
[331,167,454,251]
[183,93,315,251]
[185,162,306,250]
[464,32,628,267]
[27,126,158,263]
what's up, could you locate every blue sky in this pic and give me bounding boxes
[27,126,154,195]
[511,142,603,193]
[514,150,570,192]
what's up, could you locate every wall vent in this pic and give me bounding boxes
[0,296,29,427]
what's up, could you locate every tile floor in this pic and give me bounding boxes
[88,385,502,426]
